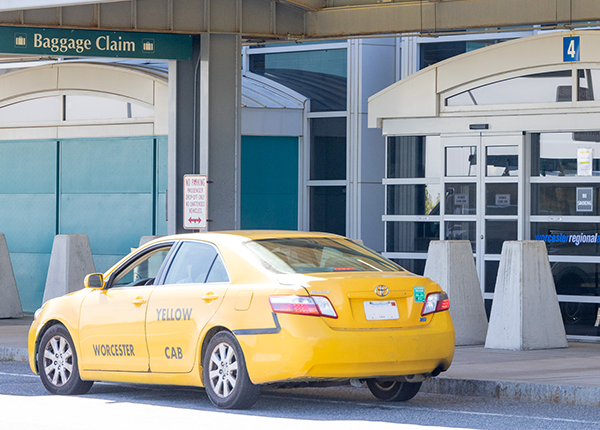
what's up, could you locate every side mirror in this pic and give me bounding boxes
[85,273,105,289]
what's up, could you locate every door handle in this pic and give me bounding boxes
[132,297,147,305]
[202,293,219,302]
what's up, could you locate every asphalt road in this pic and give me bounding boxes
[2,361,600,430]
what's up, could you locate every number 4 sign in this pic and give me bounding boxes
[563,36,580,62]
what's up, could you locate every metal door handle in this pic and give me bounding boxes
[202,293,219,302]
[132,297,147,305]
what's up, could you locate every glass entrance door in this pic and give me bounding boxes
[442,132,524,313]
[530,132,600,339]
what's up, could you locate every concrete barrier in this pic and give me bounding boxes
[42,235,96,303]
[0,233,23,318]
[424,240,488,345]
[485,240,567,350]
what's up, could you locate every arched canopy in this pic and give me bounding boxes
[369,30,600,136]
[0,61,168,139]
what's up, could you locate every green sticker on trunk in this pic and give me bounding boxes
[414,286,425,303]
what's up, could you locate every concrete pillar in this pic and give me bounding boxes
[42,235,96,303]
[168,33,241,234]
[424,240,488,345]
[0,233,23,318]
[485,241,568,350]
[168,36,200,235]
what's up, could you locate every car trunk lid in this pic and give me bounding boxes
[278,272,442,329]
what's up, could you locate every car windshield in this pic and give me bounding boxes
[245,237,403,274]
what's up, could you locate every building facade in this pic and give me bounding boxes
[371,30,600,340]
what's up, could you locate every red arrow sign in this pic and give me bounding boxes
[188,217,202,224]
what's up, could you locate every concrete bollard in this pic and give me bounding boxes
[42,235,96,303]
[424,240,488,346]
[485,240,567,350]
[0,233,23,318]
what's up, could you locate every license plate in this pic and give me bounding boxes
[364,300,399,321]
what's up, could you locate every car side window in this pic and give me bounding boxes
[111,246,172,288]
[164,241,230,285]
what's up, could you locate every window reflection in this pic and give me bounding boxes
[532,223,600,256]
[386,221,439,253]
[310,117,346,180]
[248,49,347,112]
[446,70,572,106]
[578,69,599,101]
[419,39,507,70]
[486,146,518,177]
[310,186,346,236]
[391,259,426,276]
[66,95,153,121]
[485,220,517,254]
[532,132,600,177]
[485,261,499,293]
[486,183,518,215]
[445,146,477,177]
[387,184,440,216]
[531,184,600,216]
[0,96,61,122]
[445,221,476,252]
[445,183,476,215]
[387,136,441,179]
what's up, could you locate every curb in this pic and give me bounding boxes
[422,377,600,407]
[0,347,28,362]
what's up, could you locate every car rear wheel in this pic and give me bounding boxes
[203,331,260,409]
[366,379,421,401]
[37,324,93,395]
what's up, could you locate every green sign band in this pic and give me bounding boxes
[1,26,192,60]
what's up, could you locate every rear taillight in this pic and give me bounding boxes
[269,295,338,318]
[421,292,450,316]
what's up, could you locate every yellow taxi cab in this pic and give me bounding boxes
[29,231,454,409]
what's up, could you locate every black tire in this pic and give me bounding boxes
[202,331,260,409]
[366,379,421,401]
[37,324,93,395]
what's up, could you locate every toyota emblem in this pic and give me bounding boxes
[375,285,389,297]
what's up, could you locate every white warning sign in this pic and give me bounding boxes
[183,174,207,230]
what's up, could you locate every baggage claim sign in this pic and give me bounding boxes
[0,26,191,60]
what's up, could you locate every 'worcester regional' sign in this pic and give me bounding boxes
[3,26,191,60]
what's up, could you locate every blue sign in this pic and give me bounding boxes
[563,36,580,62]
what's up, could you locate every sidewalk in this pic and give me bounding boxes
[0,314,32,362]
[3,315,600,406]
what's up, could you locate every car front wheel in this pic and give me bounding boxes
[37,324,93,395]
[367,379,421,401]
[203,331,260,409]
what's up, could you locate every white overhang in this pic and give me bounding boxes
[368,30,600,131]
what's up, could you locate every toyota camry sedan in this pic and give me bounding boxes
[29,231,454,409]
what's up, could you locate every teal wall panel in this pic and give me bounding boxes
[0,194,56,253]
[241,136,298,230]
[241,194,298,230]
[93,254,127,275]
[1,135,167,312]
[156,192,167,235]
[157,136,168,193]
[60,193,153,255]
[0,140,56,194]
[10,253,51,312]
[61,137,154,193]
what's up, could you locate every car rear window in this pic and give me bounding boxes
[245,237,403,274]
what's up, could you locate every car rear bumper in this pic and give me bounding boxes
[236,311,455,385]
